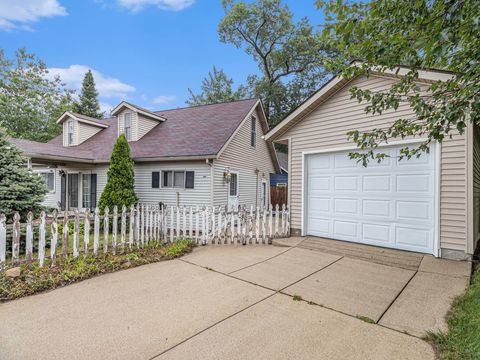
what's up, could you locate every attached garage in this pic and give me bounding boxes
[266,67,480,260]
[304,144,438,254]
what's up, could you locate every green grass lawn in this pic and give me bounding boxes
[427,266,480,359]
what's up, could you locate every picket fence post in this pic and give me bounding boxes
[103,207,109,254]
[275,204,279,239]
[38,211,46,267]
[120,205,126,251]
[129,205,135,249]
[112,206,118,255]
[0,214,6,266]
[94,208,100,256]
[73,209,80,258]
[83,209,90,258]
[62,210,69,259]
[25,212,33,264]
[12,213,20,265]
[51,210,58,266]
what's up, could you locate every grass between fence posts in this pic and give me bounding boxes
[0,239,194,302]
[426,266,480,359]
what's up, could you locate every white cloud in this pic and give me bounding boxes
[152,95,176,105]
[0,0,67,31]
[118,0,194,12]
[47,65,136,99]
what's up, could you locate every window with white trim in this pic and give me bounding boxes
[124,112,132,140]
[162,171,195,189]
[251,116,256,148]
[67,120,74,145]
[39,171,55,192]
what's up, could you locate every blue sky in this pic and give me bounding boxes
[0,0,325,114]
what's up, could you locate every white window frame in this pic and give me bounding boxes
[38,170,55,193]
[162,170,195,189]
[82,174,92,209]
[250,116,257,148]
[229,171,239,197]
[67,120,74,146]
[124,112,132,141]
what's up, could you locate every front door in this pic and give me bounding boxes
[67,174,79,210]
[228,172,239,209]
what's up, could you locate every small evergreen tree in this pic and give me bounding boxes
[73,70,104,119]
[98,134,137,211]
[0,131,47,220]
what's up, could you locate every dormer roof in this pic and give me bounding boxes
[56,111,109,128]
[111,101,166,122]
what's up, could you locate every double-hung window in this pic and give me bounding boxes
[124,112,132,141]
[162,171,194,189]
[82,174,97,209]
[250,116,256,148]
[67,120,74,145]
[39,171,55,192]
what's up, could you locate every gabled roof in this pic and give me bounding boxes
[56,111,109,128]
[111,101,166,122]
[12,98,273,164]
[265,65,454,142]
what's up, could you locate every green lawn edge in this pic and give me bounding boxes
[426,266,480,359]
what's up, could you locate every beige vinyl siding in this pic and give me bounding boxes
[137,114,160,140]
[77,122,102,144]
[472,125,480,251]
[213,107,276,208]
[118,110,138,141]
[279,75,468,253]
[134,161,211,207]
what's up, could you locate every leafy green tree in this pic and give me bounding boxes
[73,70,104,119]
[187,67,247,106]
[98,134,137,211]
[0,48,75,142]
[318,0,480,165]
[219,0,333,125]
[0,131,47,220]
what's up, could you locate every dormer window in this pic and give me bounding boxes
[124,112,132,140]
[67,120,74,146]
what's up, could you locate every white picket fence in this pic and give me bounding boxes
[0,203,290,268]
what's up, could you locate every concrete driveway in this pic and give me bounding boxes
[0,238,470,360]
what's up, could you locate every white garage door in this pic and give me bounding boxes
[305,144,437,254]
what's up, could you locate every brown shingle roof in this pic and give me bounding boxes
[12,98,260,163]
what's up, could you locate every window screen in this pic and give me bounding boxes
[174,171,185,188]
[40,172,55,191]
[152,172,160,188]
[185,171,195,189]
[229,173,238,196]
[162,171,173,187]
[251,116,256,147]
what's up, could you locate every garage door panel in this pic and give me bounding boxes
[395,227,431,249]
[396,174,431,193]
[363,175,391,192]
[334,176,358,191]
[362,223,392,243]
[362,199,391,218]
[309,176,330,192]
[334,198,358,215]
[306,144,436,254]
[396,201,431,221]
[333,220,358,240]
